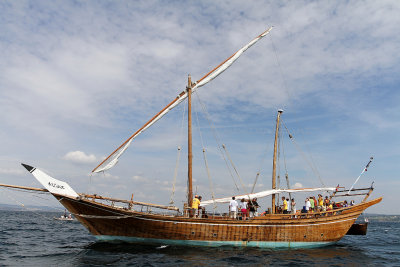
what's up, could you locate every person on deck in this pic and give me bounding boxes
[192,195,201,217]
[291,198,296,215]
[249,198,260,218]
[282,197,288,214]
[305,198,311,213]
[197,196,203,218]
[312,196,317,212]
[247,199,253,218]
[309,196,315,212]
[324,196,330,205]
[229,197,238,219]
[318,194,324,211]
[240,198,248,220]
[327,201,333,215]
[323,196,330,212]
[286,198,290,213]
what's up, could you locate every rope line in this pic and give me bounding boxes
[169,101,186,205]
[193,95,217,210]
[281,119,326,187]
[194,91,240,191]
[0,187,57,221]
[269,33,292,110]
[251,138,270,193]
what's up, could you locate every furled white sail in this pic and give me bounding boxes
[21,163,79,198]
[200,187,337,206]
[92,27,273,173]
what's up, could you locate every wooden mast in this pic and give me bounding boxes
[271,109,283,214]
[187,75,193,208]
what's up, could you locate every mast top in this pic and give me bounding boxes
[278,109,284,113]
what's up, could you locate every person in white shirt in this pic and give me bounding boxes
[305,198,311,213]
[229,197,238,219]
[239,198,248,220]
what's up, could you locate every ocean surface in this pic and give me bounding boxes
[0,211,399,266]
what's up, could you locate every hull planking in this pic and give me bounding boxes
[55,194,382,248]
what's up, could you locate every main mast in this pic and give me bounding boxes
[187,75,193,208]
[271,109,283,214]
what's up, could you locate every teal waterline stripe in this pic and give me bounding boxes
[95,235,336,248]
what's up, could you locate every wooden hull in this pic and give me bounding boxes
[55,195,381,248]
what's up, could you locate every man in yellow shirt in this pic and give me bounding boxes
[192,195,201,217]
[318,194,324,211]
[282,196,288,214]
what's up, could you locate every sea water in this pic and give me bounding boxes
[0,211,399,266]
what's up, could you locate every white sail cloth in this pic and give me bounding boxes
[22,164,79,198]
[92,27,273,173]
[200,187,337,206]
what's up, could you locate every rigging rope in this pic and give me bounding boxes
[281,128,290,188]
[280,127,292,201]
[201,149,217,211]
[169,146,181,205]
[251,172,260,194]
[269,33,292,110]
[193,95,217,211]
[251,138,270,193]
[169,100,186,205]
[0,187,59,221]
[281,119,326,187]
[194,91,240,191]
[222,144,248,193]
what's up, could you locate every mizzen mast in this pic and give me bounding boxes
[187,75,193,208]
[271,109,283,214]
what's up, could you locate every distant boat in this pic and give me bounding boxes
[1,26,381,248]
[54,216,75,221]
[54,210,74,221]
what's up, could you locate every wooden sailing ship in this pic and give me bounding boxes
[1,27,381,248]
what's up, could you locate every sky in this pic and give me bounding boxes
[0,0,399,215]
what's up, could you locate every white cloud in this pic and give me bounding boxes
[292,183,303,189]
[63,151,97,164]
[0,168,25,175]
[132,175,148,182]
[89,172,119,181]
